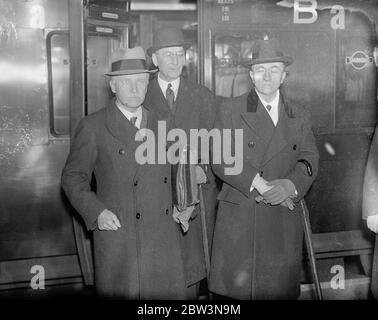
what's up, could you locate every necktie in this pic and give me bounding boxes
[166,83,175,110]
[129,116,137,128]
[266,104,272,112]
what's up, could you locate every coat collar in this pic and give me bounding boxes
[105,99,149,146]
[246,88,294,118]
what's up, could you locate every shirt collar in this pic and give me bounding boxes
[115,100,143,121]
[255,89,280,110]
[157,73,180,98]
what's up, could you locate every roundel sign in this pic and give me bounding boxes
[345,51,374,70]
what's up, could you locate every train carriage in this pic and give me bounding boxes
[0,0,378,299]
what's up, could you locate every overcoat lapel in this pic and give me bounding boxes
[239,90,273,145]
[106,101,153,181]
[134,107,151,181]
[237,90,301,167]
[261,97,300,166]
[173,77,195,130]
[146,78,173,125]
[105,100,139,146]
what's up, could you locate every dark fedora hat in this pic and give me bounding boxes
[147,27,191,56]
[244,38,293,67]
[105,46,157,76]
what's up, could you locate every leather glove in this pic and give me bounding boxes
[263,179,296,205]
[255,195,295,211]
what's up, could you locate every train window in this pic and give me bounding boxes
[279,31,333,130]
[213,33,254,98]
[86,35,117,115]
[213,31,333,129]
[47,31,70,136]
[336,35,377,128]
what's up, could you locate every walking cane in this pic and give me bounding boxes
[300,199,323,300]
[198,183,212,299]
[371,235,378,299]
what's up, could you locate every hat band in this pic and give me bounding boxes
[253,50,284,60]
[111,59,148,72]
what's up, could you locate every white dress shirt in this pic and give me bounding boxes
[255,89,280,126]
[157,73,180,101]
[116,101,143,129]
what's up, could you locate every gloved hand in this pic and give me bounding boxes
[263,179,296,205]
[367,214,378,233]
[196,165,207,184]
[255,195,295,211]
[172,205,196,232]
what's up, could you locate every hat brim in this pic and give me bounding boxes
[147,42,191,56]
[105,68,158,76]
[243,56,293,67]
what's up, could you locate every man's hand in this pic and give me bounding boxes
[255,195,295,211]
[196,165,207,184]
[97,209,121,231]
[263,179,296,205]
[367,215,378,233]
[172,205,196,232]
[280,198,295,211]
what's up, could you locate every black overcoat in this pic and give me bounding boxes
[144,76,219,284]
[209,90,319,299]
[62,102,193,299]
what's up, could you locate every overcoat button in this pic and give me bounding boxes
[164,177,168,183]
[260,171,264,177]
[248,141,255,148]
[119,149,125,155]
[134,180,138,186]
[166,209,169,215]
[293,144,297,150]
[136,213,140,219]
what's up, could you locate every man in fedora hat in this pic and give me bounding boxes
[209,38,319,299]
[144,27,219,298]
[62,46,198,299]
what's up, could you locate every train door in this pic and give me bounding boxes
[68,0,130,286]
[0,0,81,291]
[198,0,378,281]
[0,0,129,293]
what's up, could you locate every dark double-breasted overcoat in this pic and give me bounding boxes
[209,89,319,299]
[144,76,219,285]
[62,101,194,299]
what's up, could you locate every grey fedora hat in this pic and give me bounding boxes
[105,46,157,76]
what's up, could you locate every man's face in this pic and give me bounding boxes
[152,46,185,82]
[110,73,149,109]
[249,62,286,100]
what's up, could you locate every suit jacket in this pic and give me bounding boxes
[363,124,378,219]
[62,101,194,299]
[209,89,319,299]
[144,76,219,284]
